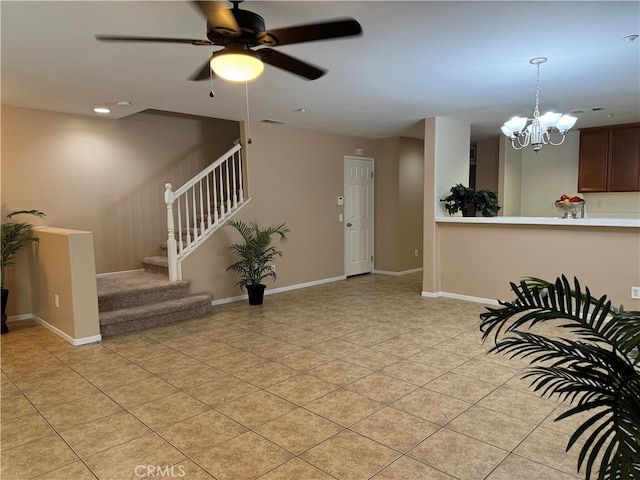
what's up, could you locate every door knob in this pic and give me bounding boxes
[346,223,352,227]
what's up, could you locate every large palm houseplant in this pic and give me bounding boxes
[226,220,289,305]
[1,209,46,333]
[479,275,639,480]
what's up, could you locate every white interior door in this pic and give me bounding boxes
[344,156,374,276]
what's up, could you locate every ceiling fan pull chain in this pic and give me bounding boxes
[209,64,215,97]
[245,82,252,144]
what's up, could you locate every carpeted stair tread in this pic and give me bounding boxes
[97,271,191,311]
[99,294,213,337]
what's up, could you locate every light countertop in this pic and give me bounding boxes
[435,216,640,228]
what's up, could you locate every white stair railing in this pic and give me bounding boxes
[164,143,250,281]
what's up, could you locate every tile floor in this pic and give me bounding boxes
[1,273,586,479]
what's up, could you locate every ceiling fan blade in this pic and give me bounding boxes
[95,35,212,46]
[189,58,214,81]
[258,18,362,46]
[257,48,326,80]
[191,1,239,34]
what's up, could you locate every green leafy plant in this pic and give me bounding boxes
[440,183,500,217]
[226,220,289,289]
[1,210,46,289]
[479,275,640,480]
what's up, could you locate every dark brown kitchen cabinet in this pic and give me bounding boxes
[578,123,640,192]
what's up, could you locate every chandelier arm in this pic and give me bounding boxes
[548,133,568,146]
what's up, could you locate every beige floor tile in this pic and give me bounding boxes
[185,374,259,407]
[31,460,97,480]
[179,341,241,362]
[370,337,426,357]
[38,392,123,431]
[453,358,523,385]
[409,348,473,371]
[477,386,558,424]
[486,454,581,480]
[257,457,335,479]
[81,363,154,390]
[514,426,583,477]
[1,392,38,420]
[1,434,80,479]
[408,428,509,480]
[301,430,399,480]
[128,391,210,429]
[1,412,56,451]
[392,388,471,425]
[447,405,536,450]
[136,351,201,374]
[157,409,247,456]
[266,373,339,405]
[158,460,217,480]
[205,350,265,373]
[424,371,497,403]
[216,390,297,428]
[104,376,179,409]
[234,361,298,388]
[372,456,457,479]
[156,363,225,389]
[305,389,384,427]
[351,406,439,452]
[108,342,177,364]
[21,375,99,409]
[342,348,402,370]
[380,360,445,386]
[193,431,293,480]
[307,359,373,386]
[60,411,151,458]
[344,372,418,404]
[255,407,343,454]
[310,338,365,357]
[277,349,334,371]
[84,433,185,480]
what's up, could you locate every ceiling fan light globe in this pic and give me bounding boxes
[210,53,264,82]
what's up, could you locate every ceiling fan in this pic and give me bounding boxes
[95,0,362,83]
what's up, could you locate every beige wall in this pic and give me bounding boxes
[1,106,239,274]
[182,121,378,300]
[437,222,640,310]
[30,227,100,342]
[398,137,424,271]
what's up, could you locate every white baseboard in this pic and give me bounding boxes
[211,275,347,306]
[421,290,499,306]
[374,268,423,276]
[9,314,102,345]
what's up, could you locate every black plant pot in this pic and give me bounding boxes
[462,204,477,217]
[1,288,9,334]
[247,284,266,306]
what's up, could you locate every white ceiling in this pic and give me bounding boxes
[1,1,639,140]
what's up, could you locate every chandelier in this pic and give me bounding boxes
[501,57,577,153]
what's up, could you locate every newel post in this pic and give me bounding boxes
[164,183,180,281]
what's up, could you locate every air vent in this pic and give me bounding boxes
[261,119,289,125]
[570,107,605,114]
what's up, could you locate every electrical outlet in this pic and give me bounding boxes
[632,287,640,299]
[414,249,419,257]
[54,294,60,308]
[269,265,276,274]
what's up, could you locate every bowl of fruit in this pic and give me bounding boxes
[555,195,585,219]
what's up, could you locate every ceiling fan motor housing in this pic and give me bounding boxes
[207,8,267,45]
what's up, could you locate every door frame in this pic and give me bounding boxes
[343,155,375,276]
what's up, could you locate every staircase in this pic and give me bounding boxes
[97,260,213,337]
[96,143,249,337]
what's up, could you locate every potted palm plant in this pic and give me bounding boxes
[441,183,500,217]
[226,219,289,305]
[1,209,46,333]
[479,275,639,480]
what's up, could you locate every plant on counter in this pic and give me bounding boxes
[226,219,290,306]
[440,183,500,217]
[479,275,640,480]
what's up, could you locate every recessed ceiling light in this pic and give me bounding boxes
[295,108,307,113]
[624,34,639,43]
[116,100,131,107]
[93,107,111,114]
